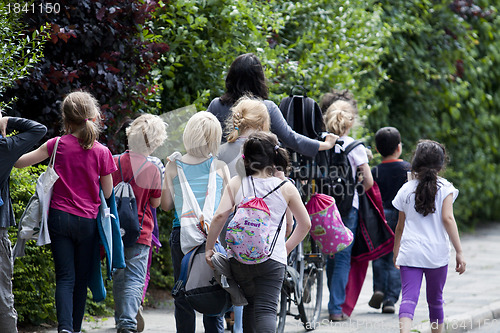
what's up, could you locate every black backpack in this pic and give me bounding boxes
[316,140,365,217]
[279,86,328,198]
[114,153,149,247]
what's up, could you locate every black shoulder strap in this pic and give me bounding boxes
[118,151,148,184]
[344,140,364,155]
[262,180,288,199]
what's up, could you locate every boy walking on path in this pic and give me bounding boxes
[369,127,410,313]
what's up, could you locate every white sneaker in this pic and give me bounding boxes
[136,305,145,332]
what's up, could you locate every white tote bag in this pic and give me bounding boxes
[170,152,217,254]
[18,137,60,245]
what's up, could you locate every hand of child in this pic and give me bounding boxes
[393,252,400,270]
[455,252,466,274]
[205,248,215,270]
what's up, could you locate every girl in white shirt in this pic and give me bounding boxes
[392,140,466,333]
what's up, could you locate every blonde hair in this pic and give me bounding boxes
[61,91,102,149]
[226,96,270,143]
[183,111,222,158]
[126,114,167,155]
[324,100,357,136]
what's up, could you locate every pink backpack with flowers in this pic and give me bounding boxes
[225,177,287,264]
[306,193,354,255]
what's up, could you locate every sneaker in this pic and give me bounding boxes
[368,291,384,309]
[136,305,145,332]
[118,328,137,333]
[329,313,348,322]
[382,300,395,314]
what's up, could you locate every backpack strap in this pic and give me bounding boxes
[343,140,364,155]
[171,152,218,233]
[118,151,148,184]
[117,152,151,231]
[262,179,288,256]
[262,180,288,199]
[269,208,287,256]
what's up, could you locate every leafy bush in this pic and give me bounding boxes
[9,166,57,325]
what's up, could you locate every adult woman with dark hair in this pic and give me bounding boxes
[207,53,337,156]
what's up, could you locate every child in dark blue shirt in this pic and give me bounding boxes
[369,127,410,314]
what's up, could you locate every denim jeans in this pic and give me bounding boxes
[0,228,17,333]
[113,243,150,330]
[326,207,358,315]
[372,208,401,303]
[230,258,286,333]
[170,227,224,333]
[48,208,98,332]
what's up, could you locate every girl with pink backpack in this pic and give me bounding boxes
[205,131,311,333]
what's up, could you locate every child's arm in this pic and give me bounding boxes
[393,211,405,269]
[358,163,374,191]
[100,174,114,199]
[205,177,238,269]
[160,161,176,212]
[14,142,49,168]
[283,182,311,254]
[442,193,466,275]
[285,209,293,238]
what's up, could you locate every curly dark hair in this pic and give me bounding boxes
[220,53,269,105]
[412,140,447,216]
[242,132,289,176]
[319,89,357,113]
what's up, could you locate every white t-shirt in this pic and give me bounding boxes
[335,136,369,210]
[392,177,459,268]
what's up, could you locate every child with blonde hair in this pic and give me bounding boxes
[161,111,230,333]
[323,99,373,321]
[393,140,465,333]
[15,91,117,333]
[218,96,270,177]
[111,113,167,333]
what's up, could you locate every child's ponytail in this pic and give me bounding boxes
[324,100,356,136]
[61,92,102,150]
[274,146,290,174]
[226,96,270,143]
[242,131,289,176]
[411,140,447,216]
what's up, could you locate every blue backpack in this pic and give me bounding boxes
[114,153,149,247]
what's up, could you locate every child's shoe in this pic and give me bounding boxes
[382,300,395,314]
[368,291,384,309]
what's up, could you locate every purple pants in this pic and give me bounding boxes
[399,265,448,324]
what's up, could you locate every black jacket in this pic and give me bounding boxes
[0,117,47,228]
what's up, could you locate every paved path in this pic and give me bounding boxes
[39,223,500,333]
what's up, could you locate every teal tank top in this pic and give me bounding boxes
[172,157,224,228]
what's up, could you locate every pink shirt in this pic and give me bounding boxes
[47,135,117,219]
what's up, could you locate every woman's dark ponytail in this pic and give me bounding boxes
[411,140,447,216]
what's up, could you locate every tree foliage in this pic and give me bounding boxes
[2,0,166,153]
[365,0,500,225]
[0,1,47,110]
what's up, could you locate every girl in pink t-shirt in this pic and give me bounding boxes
[15,91,117,333]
